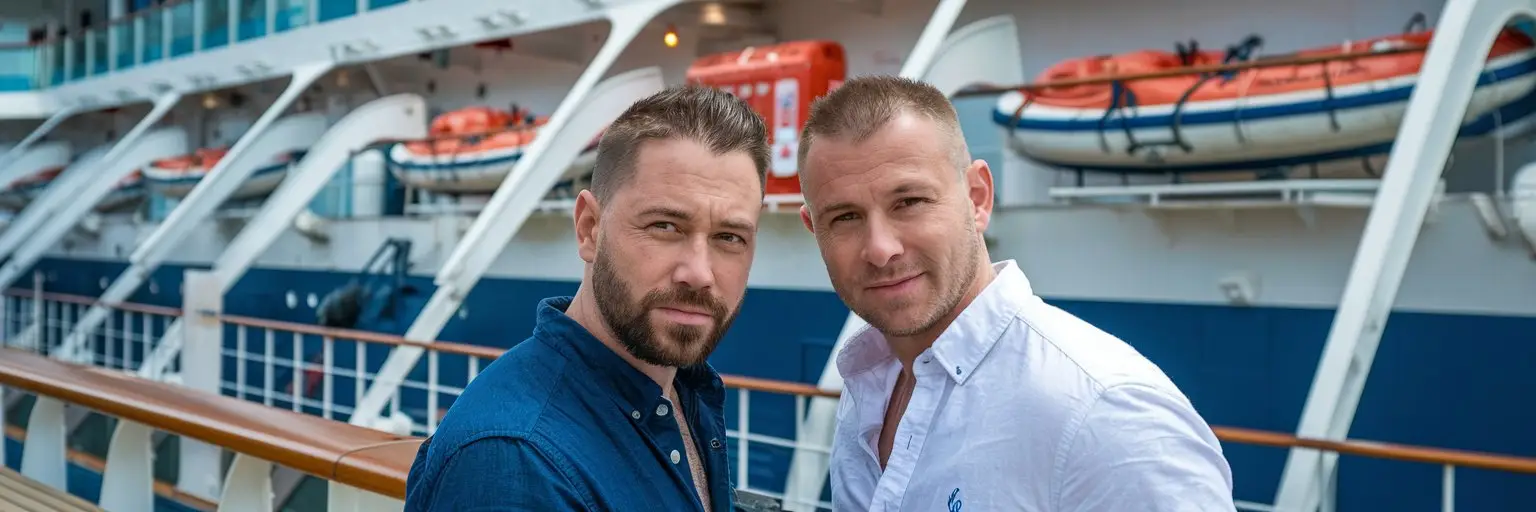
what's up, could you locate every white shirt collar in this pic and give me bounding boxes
[835,260,1033,385]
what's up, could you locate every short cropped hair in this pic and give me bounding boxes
[797,75,968,177]
[590,85,770,204]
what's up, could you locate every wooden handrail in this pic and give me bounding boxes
[0,347,422,498]
[7,288,1536,476]
[951,44,1429,98]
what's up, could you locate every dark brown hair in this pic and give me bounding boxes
[590,85,771,204]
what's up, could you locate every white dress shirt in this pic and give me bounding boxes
[830,260,1235,511]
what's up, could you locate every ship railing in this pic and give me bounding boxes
[0,277,181,376]
[0,346,420,511]
[9,287,1536,511]
[0,285,837,509]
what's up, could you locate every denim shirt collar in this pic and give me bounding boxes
[532,297,725,416]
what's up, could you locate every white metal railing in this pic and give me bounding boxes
[7,286,1536,512]
[0,348,412,511]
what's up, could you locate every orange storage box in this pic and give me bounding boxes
[686,40,847,196]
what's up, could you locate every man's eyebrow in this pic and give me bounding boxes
[639,206,755,232]
[638,206,691,221]
[815,181,939,219]
[720,217,755,232]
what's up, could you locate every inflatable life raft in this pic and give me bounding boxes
[995,21,1536,174]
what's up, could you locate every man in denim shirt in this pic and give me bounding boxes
[404,85,771,511]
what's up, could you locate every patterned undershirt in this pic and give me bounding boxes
[667,389,713,512]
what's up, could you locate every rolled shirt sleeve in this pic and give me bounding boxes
[1057,383,1236,511]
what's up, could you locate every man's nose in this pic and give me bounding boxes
[861,217,903,268]
[672,236,717,290]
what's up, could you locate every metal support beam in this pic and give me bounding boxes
[0,106,78,184]
[1272,1,1536,510]
[176,270,226,501]
[55,63,332,362]
[135,94,428,381]
[0,94,187,296]
[346,1,678,429]
[0,143,113,262]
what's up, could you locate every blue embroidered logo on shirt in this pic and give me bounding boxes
[948,488,962,511]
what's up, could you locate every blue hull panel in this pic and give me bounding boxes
[22,257,1536,510]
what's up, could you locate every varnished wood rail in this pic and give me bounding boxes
[0,347,419,510]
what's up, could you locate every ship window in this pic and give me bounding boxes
[305,293,318,309]
[285,291,298,309]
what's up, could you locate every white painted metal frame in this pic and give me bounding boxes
[133,93,429,381]
[54,63,334,364]
[0,106,78,183]
[780,6,1031,510]
[0,94,187,295]
[177,270,228,501]
[347,0,680,428]
[1273,2,1536,510]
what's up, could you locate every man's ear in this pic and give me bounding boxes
[574,189,601,263]
[800,204,815,234]
[966,159,995,233]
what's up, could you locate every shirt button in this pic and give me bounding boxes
[656,403,670,416]
[710,438,722,449]
[630,410,641,420]
[670,450,681,464]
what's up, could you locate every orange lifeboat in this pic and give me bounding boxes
[143,146,301,200]
[96,169,147,213]
[0,166,64,209]
[387,106,597,194]
[996,22,1536,174]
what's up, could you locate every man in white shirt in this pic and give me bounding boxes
[795,75,1236,511]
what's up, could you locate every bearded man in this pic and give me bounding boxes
[405,85,770,512]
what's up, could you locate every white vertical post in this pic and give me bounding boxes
[218,454,274,512]
[1273,1,1536,510]
[99,420,155,512]
[348,0,679,428]
[177,270,226,501]
[19,396,67,491]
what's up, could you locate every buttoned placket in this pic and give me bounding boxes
[869,352,951,511]
[632,393,709,512]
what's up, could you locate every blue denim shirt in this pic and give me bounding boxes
[404,297,736,511]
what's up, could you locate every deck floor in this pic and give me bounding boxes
[0,465,100,511]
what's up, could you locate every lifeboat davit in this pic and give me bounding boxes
[387,106,599,194]
[996,25,1536,174]
[95,170,147,213]
[143,147,301,200]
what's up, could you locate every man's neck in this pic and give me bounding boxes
[566,287,679,390]
[885,258,997,371]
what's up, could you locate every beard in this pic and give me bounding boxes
[839,219,982,338]
[590,246,740,368]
